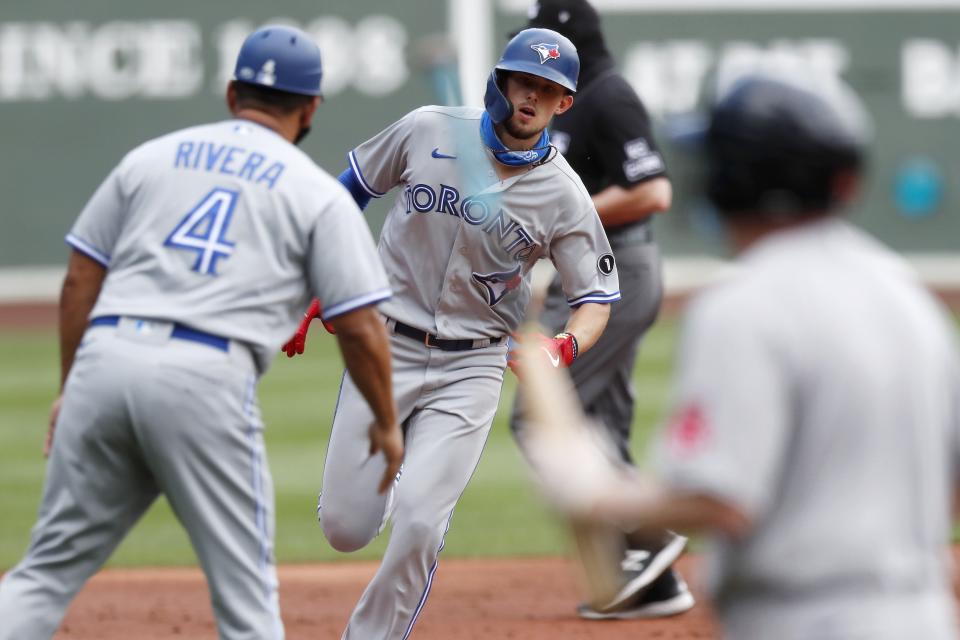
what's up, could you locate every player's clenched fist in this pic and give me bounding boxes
[508,331,578,378]
[281,298,337,357]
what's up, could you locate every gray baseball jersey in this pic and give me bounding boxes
[68,119,390,373]
[318,105,619,640]
[0,119,389,640]
[348,105,620,337]
[656,218,960,639]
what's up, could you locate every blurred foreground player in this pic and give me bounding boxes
[536,73,960,639]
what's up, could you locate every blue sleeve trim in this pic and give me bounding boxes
[338,167,373,211]
[567,291,621,307]
[65,234,110,267]
[347,150,385,198]
[322,288,392,320]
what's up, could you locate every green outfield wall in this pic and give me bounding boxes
[2,1,959,267]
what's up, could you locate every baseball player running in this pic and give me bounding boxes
[289,27,619,639]
[547,74,960,639]
[0,26,402,640]
[509,0,691,619]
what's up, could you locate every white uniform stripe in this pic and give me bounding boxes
[242,374,281,634]
[322,288,392,319]
[65,234,110,267]
[401,511,454,640]
[348,150,385,197]
[567,291,622,306]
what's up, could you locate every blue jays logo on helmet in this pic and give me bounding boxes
[530,42,561,64]
[484,27,579,123]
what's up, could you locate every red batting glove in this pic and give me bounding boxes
[550,332,578,367]
[507,332,578,378]
[282,298,336,358]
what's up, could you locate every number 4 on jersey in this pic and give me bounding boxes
[165,187,239,275]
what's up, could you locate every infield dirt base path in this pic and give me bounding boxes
[48,548,960,638]
[53,555,718,639]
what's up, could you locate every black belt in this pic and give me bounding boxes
[605,220,653,244]
[90,315,230,352]
[388,319,503,351]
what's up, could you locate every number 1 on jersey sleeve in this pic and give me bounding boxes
[164,187,239,275]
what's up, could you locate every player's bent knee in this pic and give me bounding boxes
[318,511,377,552]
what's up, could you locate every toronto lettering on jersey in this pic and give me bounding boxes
[173,141,284,188]
[402,183,537,261]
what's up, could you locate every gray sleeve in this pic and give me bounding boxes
[346,110,416,198]
[653,291,791,518]
[65,162,128,266]
[950,335,960,487]
[308,190,391,319]
[549,208,621,307]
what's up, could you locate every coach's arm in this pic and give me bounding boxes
[47,250,107,455]
[593,486,753,541]
[592,176,672,228]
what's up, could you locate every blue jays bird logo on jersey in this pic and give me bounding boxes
[530,43,561,64]
[472,265,523,307]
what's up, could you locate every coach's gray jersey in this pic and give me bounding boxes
[656,218,960,639]
[347,105,619,338]
[67,119,390,372]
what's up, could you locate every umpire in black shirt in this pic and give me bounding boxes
[509,0,693,620]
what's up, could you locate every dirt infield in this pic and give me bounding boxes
[50,555,715,639]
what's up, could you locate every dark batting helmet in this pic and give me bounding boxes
[705,74,870,218]
[484,27,579,123]
[233,25,323,97]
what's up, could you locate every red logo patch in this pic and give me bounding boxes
[667,403,710,456]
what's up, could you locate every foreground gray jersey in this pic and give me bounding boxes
[347,105,619,338]
[656,218,960,639]
[67,119,390,372]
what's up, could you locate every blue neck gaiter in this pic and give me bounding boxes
[480,111,551,167]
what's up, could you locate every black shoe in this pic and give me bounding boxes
[596,531,688,611]
[577,568,695,620]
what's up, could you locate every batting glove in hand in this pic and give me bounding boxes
[281,298,336,358]
[507,332,578,378]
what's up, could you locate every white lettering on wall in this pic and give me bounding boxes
[0,21,202,101]
[0,16,411,102]
[213,16,409,97]
[902,39,960,118]
[351,15,409,96]
[623,38,849,117]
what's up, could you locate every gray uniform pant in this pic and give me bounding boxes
[0,320,283,640]
[318,329,507,640]
[510,234,662,462]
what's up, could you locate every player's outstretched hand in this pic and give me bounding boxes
[370,421,404,494]
[44,395,63,457]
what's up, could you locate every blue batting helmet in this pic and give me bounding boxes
[233,25,323,97]
[484,27,579,123]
